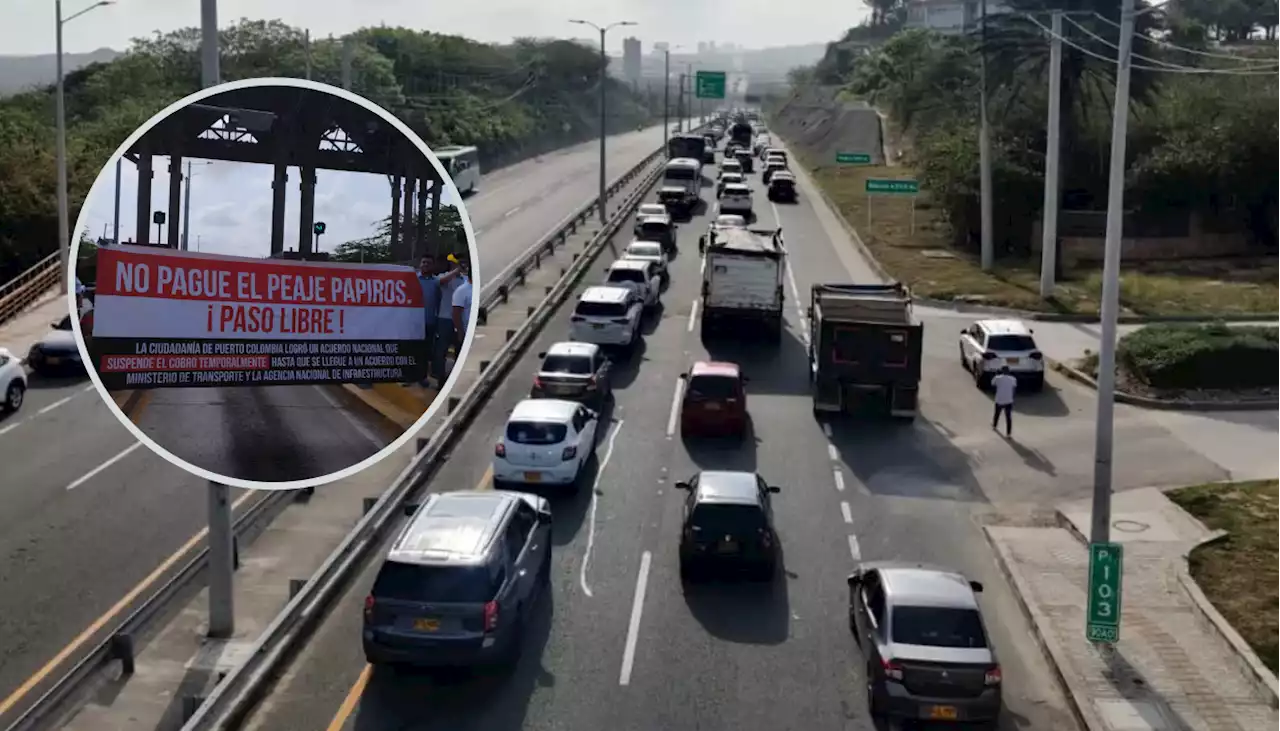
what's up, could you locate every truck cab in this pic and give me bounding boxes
[658,158,703,218]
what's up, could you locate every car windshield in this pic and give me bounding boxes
[690,503,765,533]
[541,354,593,375]
[665,167,696,181]
[986,334,1037,351]
[638,205,665,217]
[627,243,663,258]
[371,561,497,603]
[687,374,738,399]
[608,269,646,285]
[575,300,627,318]
[506,420,568,445]
[891,606,989,649]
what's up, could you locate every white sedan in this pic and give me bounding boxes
[0,348,27,413]
[623,240,669,282]
[493,399,600,493]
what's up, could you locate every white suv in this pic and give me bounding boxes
[493,399,599,493]
[604,259,661,309]
[719,183,753,217]
[623,240,669,282]
[570,286,643,349]
[959,319,1045,391]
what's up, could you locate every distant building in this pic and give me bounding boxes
[622,37,642,82]
[652,41,669,56]
[697,41,709,54]
[905,0,1010,34]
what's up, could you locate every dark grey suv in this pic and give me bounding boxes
[362,490,552,669]
[848,561,1003,727]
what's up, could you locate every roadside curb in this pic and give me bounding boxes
[338,383,436,434]
[981,525,1101,731]
[1047,357,1279,412]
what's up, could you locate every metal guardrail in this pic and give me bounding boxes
[180,132,698,731]
[2,489,295,731]
[0,253,61,327]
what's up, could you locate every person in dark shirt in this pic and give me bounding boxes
[417,255,441,385]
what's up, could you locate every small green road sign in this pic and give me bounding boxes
[1086,542,1123,643]
[865,179,919,195]
[837,152,872,165]
[695,71,727,100]
[313,221,327,235]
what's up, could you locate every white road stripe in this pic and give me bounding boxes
[833,470,846,492]
[37,395,74,414]
[618,550,652,686]
[502,205,522,218]
[0,420,24,436]
[840,501,853,524]
[580,420,624,598]
[687,299,699,332]
[822,422,833,437]
[827,443,839,461]
[66,442,143,490]
[848,534,862,561]
[664,377,685,438]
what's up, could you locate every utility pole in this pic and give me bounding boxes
[569,19,637,225]
[181,160,192,250]
[112,159,122,244]
[304,28,312,80]
[978,0,994,271]
[341,36,354,90]
[1039,11,1063,298]
[663,49,670,154]
[1091,0,1140,547]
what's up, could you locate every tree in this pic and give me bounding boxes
[330,204,468,263]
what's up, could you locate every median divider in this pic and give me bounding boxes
[110,389,149,423]
[177,131,697,731]
[338,382,439,434]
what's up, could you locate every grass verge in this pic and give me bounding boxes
[802,157,1278,316]
[1167,479,1278,674]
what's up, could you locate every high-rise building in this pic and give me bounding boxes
[697,41,709,55]
[622,37,642,82]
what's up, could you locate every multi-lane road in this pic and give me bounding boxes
[0,120,688,710]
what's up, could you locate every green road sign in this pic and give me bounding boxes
[1086,542,1123,643]
[313,221,327,235]
[865,179,919,195]
[837,152,872,165]
[695,71,727,100]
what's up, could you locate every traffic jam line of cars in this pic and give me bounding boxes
[358,112,1009,728]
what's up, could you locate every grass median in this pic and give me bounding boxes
[804,160,1278,316]
[1167,479,1278,674]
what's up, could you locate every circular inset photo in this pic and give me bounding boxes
[69,77,479,490]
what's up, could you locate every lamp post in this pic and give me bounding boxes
[569,18,637,225]
[661,45,684,155]
[182,161,215,251]
[55,0,114,293]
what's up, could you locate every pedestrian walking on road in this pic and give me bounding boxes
[991,365,1017,437]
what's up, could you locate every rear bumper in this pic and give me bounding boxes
[681,412,746,437]
[569,325,633,346]
[363,628,513,668]
[881,683,1002,722]
[493,458,580,487]
[681,550,775,575]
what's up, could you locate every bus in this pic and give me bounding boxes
[433,145,481,195]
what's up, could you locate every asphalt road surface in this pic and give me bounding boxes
[239,150,1115,731]
[0,121,685,712]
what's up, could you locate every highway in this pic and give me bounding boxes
[0,120,687,711]
[237,147,1119,731]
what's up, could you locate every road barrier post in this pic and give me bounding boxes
[207,482,235,638]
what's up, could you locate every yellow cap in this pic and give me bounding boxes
[447,254,459,264]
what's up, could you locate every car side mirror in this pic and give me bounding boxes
[846,571,862,587]
[969,580,984,593]
[767,485,780,493]
[674,481,692,491]
[678,372,688,380]
[403,503,420,517]
[537,351,546,358]
[537,510,553,525]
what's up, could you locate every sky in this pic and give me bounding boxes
[2,0,866,56]
[80,152,462,258]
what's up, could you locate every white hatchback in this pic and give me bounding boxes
[623,240,669,281]
[635,203,667,224]
[0,348,28,413]
[493,399,600,492]
[569,285,644,349]
[959,319,1045,391]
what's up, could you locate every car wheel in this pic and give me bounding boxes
[4,381,25,412]
[1028,374,1046,392]
[679,560,697,584]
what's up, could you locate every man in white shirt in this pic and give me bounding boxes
[990,366,1017,437]
[451,265,472,349]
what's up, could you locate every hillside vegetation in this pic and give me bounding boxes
[0,19,663,282]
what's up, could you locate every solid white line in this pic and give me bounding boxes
[313,385,384,449]
[840,501,853,524]
[664,378,685,438]
[687,299,699,332]
[580,419,624,599]
[848,535,862,561]
[502,205,521,218]
[66,442,143,490]
[827,443,840,461]
[38,395,74,415]
[822,422,833,438]
[82,384,95,393]
[618,550,653,686]
[833,470,846,492]
[0,420,24,436]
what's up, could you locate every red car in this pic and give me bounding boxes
[679,361,749,439]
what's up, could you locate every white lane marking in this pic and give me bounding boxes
[827,443,839,461]
[664,377,685,438]
[848,534,862,561]
[82,384,95,393]
[822,422,832,438]
[38,395,74,414]
[502,206,521,219]
[840,501,853,524]
[313,385,384,449]
[0,420,24,436]
[618,550,653,686]
[833,470,846,492]
[580,419,624,599]
[687,299,700,332]
[66,441,144,490]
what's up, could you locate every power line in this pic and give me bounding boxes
[1063,15,1278,72]
[1088,11,1275,62]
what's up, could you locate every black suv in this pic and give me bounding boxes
[675,470,781,582]
[363,490,553,669]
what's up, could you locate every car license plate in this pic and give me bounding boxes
[927,705,958,720]
[524,472,542,482]
[704,402,722,411]
[718,540,738,553]
[1006,357,1020,365]
[592,323,605,330]
[413,617,440,632]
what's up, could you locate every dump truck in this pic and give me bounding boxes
[698,227,786,341]
[807,283,923,420]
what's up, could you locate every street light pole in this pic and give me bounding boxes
[182,161,192,250]
[1039,11,1064,298]
[978,0,994,271]
[663,50,670,154]
[569,19,637,225]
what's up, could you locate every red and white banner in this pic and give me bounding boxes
[89,246,429,390]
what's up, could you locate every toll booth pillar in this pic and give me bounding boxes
[389,173,402,260]
[297,165,317,255]
[270,161,288,256]
[167,155,183,248]
[135,153,154,245]
[414,178,428,260]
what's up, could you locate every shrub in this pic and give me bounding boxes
[1118,323,1278,390]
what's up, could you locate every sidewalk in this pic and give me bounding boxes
[987,488,1278,731]
[0,288,68,359]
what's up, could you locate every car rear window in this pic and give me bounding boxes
[372,561,497,603]
[638,223,668,236]
[506,420,568,444]
[628,244,663,258]
[891,606,988,649]
[608,269,646,285]
[687,375,738,399]
[772,177,794,187]
[986,334,1037,351]
[575,300,627,318]
[542,354,593,375]
[690,503,765,533]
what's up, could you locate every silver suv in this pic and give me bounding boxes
[847,562,1003,727]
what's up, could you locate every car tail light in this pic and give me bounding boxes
[363,595,375,620]
[981,351,997,360]
[1029,351,1043,360]
[758,528,772,548]
[532,377,543,390]
[561,445,578,460]
[494,442,506,458]
[882,658,904,681]
[985,665,1002,685]
[483,601,499,632]
[586,376,598,390]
